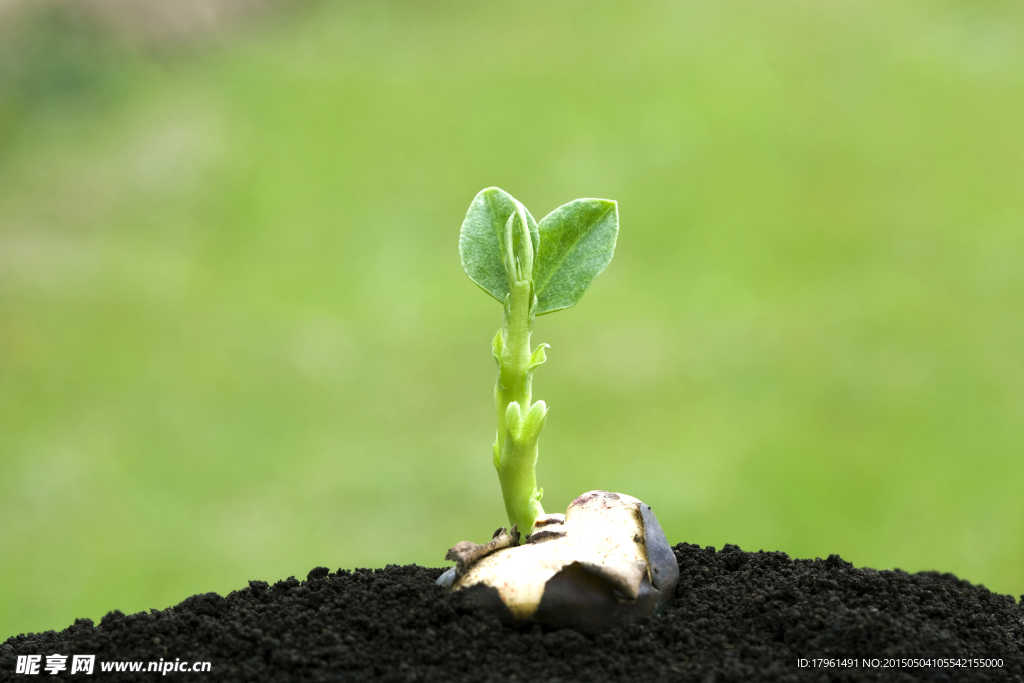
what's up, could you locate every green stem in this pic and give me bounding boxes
[491,213,548,537]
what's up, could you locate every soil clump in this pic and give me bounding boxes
[2,543,1021,682]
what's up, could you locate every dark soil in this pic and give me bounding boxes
[2,543,1022,682]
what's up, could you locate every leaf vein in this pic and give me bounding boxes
[535,202,615,296]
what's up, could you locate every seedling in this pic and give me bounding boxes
[459,187,619,537]
[446,188,678,631]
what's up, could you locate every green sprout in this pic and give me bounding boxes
[459,187,619,537]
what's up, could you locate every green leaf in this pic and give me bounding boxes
[533,198,618,315]
[505,401,523,438]
[491,329,503,366]
[520,400,547,440]
[459,187,539,303]
[527,343,549,372]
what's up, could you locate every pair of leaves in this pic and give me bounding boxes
[459,187,618,315]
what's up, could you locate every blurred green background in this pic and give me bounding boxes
[1,0,1022,639]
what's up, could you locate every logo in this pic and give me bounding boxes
[14,655,95,675]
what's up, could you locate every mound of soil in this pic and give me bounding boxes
[2,543,1021,682]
